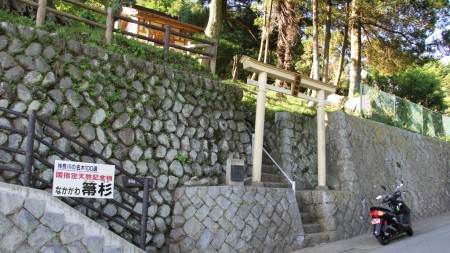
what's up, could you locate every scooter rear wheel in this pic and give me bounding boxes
[406,226,413,236]
[376,235,390,245]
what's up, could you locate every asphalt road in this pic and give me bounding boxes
[368,222,450,253]
[292,211,450,253]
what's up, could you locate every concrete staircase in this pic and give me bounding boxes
[259,163,292,188]
[251,157,330,248]
[295,190,330,247]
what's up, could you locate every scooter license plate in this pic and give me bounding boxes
[371,218,381,224]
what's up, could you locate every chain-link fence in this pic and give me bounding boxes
[361,85,450,141]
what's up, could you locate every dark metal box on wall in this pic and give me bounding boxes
[225,158,244,186]
[121,176,155,188]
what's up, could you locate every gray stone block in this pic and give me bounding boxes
[12,209,39,234]
[59,223,84,245]
[81,236,104,253]
[40,212,65,232]
[67,241,88,253]
[0,212,12,236]
[28,224,55,249]
[0,226,26,252]
[0,191,24,215]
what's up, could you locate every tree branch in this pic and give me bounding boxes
[361,19,413,44]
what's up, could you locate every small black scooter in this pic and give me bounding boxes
[369,183,413,245]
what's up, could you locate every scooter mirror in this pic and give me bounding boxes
[376,195,382,200]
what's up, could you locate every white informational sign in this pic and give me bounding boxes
[52,160,115,199]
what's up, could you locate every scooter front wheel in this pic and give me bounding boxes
[376,235,390,245]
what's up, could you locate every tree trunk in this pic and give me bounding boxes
[264,0,273,64]
[334,0,350,88]
[205,0,224,42]
[322,0,332,83]
[256,0,268,63]
[204,0,224,67]
[312,0,320,81]
[252,0,270,80]
[276,0,298,71]
[349,0,361,98]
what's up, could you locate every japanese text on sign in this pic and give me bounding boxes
[52,160,115,199]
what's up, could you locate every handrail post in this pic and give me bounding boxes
[24,110,37,187]
[163,24,171,61]
[139,178,150,249]
[105,7,114,44]
[210,39,218,74]
[36,0,48,26]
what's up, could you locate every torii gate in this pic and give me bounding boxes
[240,56,336,189]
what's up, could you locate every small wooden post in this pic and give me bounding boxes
[36,0,48,26]
[163,24,171,61]
[105,7,114,44]
[209,39,218,74]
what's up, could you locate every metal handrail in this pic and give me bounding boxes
[262,147,296,191]
[245,125,296,191]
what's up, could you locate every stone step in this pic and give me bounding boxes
[295,190,304,202]
[300,212,311,223]
[261,164,282,175]
[261,182,291,188]
[303,223,321,234]
[304,232,328,248]
[261,172,283,182]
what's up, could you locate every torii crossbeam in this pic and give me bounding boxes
[240,56,336,189]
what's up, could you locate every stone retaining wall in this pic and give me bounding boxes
[268,111,450,241]
[169,186,304,252]
[326,112,450,219]
[0,21,250,251]
[0,182,144,253]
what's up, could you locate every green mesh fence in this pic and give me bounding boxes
[361,85,449,141]
[444,115,450,140]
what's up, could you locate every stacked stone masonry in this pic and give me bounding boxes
[265,111,450,243]
[263,112,318,189]
[0,182,144,253]
[0,22,251,251]
[1,19,450,252]
[326,111,450,220]
[169,186,305,253]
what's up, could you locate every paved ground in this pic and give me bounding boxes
[291,211,450,253]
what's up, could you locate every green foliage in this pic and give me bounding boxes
[228,80,318,120]
[174,153,189,165]
[0,10,34,26]
[368,63,448,113]
[0,9,212,77]
[215,39,251,79]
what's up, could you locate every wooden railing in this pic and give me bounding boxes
[17,0,217,73]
